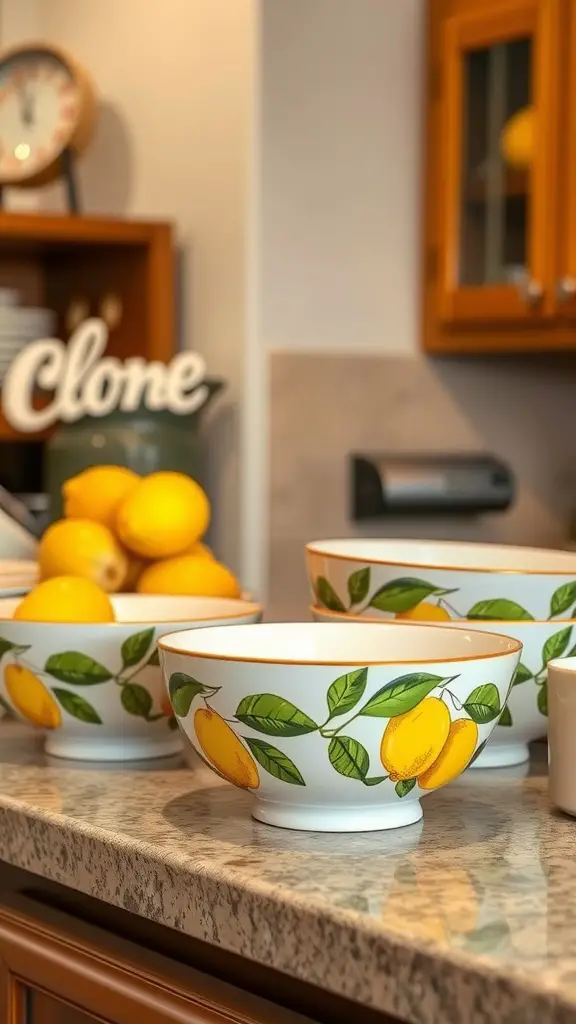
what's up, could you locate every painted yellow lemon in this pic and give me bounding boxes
[63,465,140,530]
[38,518,128,592]
[116,471,210,559]
[418,718,478,790]
[381,696,450,781]
[501,106,534,170]
[13,577,115,623]
[194,707,259,789]
[5,664,61,729]
[137,555,240,598]
[395,601,450,622]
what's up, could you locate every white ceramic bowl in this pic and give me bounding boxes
[311,605,554,768]
[306,539,576,623]
[0,594,262,762]
[158,621,520,832]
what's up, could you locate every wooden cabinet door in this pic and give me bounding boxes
[439,0,562,324]
[0,895,316,1024]
[556,0,576,315]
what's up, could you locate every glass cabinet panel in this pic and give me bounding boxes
[459,38,531,287]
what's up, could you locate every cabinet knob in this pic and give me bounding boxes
[510,269,543,307]
[557,277,576,302]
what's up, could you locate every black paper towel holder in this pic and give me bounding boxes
[351,453,514,521]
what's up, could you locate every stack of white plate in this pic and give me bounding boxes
[0,289,56,383]
[0,559,38,597]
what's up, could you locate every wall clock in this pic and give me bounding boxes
[0,42,96,210]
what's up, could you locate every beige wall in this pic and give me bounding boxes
[0,0,256,574]
[261,0,425,354]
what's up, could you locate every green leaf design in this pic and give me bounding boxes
[52,688,101,724]
[542,626,573,667]
[121,683,153,718]
[550,582,576,618]
[121,628,155,668]
[169,673,211,717]
[235,694,318,736]
[468,738,488,767]
[513,663,533,686]
[463,684,501,724]
[538,681,548,717]
[147,647,160,667]
[244,737,305,786]
[499,705,513,727]
[368,577,447,614]
[167,716,178,731]
[467,599,533,621]
[347,568,370,606]
[395,778,417,798]
[316,577,346,613]
[0,638,28,659]
[44,652,112,686]
[359,673,445,718]
[326,667,368,720]
[328,735,369,780]
[363,776,388,786]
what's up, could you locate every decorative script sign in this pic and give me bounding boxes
[2,318,210,433]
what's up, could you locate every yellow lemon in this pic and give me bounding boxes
[395,601,450,622]
[39,519,128,592]
[501,106,534,169]
[194,707,259,789]
[137,555,241,598]
[381,696,450,781]
[63,465,140,530]
[116,471,210,560]
[180,540,214,559]
[418,719,478,790]
[5,664,62,728]
[120,552,148,593]
[13,577,115,623]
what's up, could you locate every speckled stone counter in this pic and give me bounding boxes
[0,722,570,1024]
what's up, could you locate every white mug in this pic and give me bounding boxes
[547,656,576,816]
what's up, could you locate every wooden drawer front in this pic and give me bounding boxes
[0,894,315,1024]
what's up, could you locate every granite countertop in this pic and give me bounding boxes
[0,722,571,1024]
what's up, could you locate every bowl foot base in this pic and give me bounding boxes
[470,741,530,769]
[44,733,183,762]
[251,799,423,833]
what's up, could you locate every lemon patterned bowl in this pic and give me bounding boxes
[306,539,576,623]
[158,622,520,832]
[0,594,262,761]
[311,606,558,768]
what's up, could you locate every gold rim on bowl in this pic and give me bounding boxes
[309,604,565,627]
[158,621,521,665]
[305,540,576,576]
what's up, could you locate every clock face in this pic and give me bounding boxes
[0,49,79,182]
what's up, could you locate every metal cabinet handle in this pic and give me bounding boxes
[557,277,576,303]
[510,269,543,307]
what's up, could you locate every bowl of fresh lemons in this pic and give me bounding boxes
[158,621,520,832]
[0,466,262,759]
[0,585,262,761]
